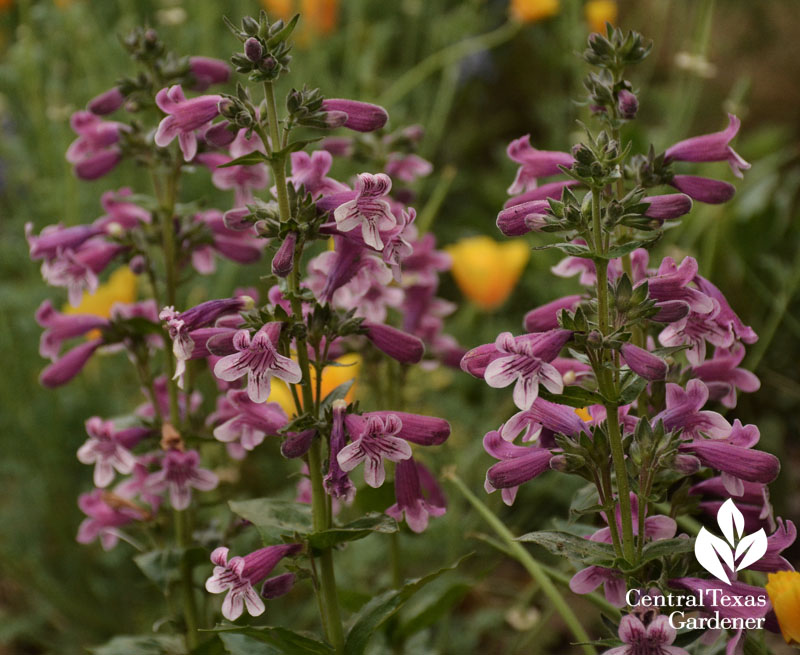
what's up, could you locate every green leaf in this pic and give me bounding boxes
[637,537,695,565]
[515,530,617,567]
[344,555,470,655]
[229,498,312,544]
[319,380,354,411]
[88,635,184,655]
[271,138,323,161]
[134,547,207,593]
[532,242,593,258]
[601,235,661,259]
[210,626,333,655]
[265,14,300,47]
[219,633,281,655]
[218,152,270,168]
[540,386,604,409]
[618,372,649,404]
[307,513,398,550]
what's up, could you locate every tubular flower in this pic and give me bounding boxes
[386,458,446,533]
[324,400,356,502]
[333,173,396,250]
[338,414,413,488]
[665,114,750,178]
[692,345,760,408]
[212,323,302,403]
[205,544,301,621]
[483,429,553,506]
[447,236,530,311]
[146,449,218,511]
[154,85,222,161]
[484,330,569,410]
[77,489,147,551]
[652,379,731,440]
[66,111,127,180]
[602,615,688,655]
[208,389,288,460]
[767,571,800,644]
[321,99,388,132]
[505,134,574,194]
[77,417,139,487]
[36,299,109,360]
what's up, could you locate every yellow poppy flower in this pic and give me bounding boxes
[509,0,560,23]
[447,236,530,311]
[261,0,338,39]
[64,267,138,331]
[585,0,617,33]
[268,352,361,417]
[766,571,800,644]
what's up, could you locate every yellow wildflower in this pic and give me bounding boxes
[585,0,617,34]
[509,0,560,23]
[269,352,361,417]
[447,236,530,311]
[64,267,138,324]
[261,0,339,39]
[766,571,800,644]
[574,407,593,422]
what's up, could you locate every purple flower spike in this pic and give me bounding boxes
[694,275,758,344]
[642,193,693,221]
[603,615,688,655]
[189,56,231,90]
[272,232,297,278]
[154,85,222,161]
[385,153,433,183]
[487,447,553,490]
[506,135,574,194]
[496,200,550,236]
[66,111,127,180]
[146,449,218,511]
[386,458,446,533]
[321,98,389,132]
[523,295,582,332]
[484,331,568,410]
[669,175,735,204]
[288,150,348,197]
[665,114,750,178]
[88,87,124,115]
[325,400,356,502]
[75,149,124,180]
[339,414,412,488]
[363,411,451,446]
[40,338,104,388]
[333,173,397,250]
[616,89,639,120]
[362,321,424,364]
[35,299,109,360]
[620,343,667,380]
[213,323,302,403]
[205,543,301,621]
[77,417,137,487]
[642,256,714,315]
[751,518,796,573]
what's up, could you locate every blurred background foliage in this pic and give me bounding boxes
[1,0,799,653]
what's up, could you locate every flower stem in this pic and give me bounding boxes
[262,81,345,652]
[591,189,636,565]
[174,508,198,650]
[445,472,597,655]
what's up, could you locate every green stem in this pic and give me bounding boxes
[446,473,596,655]
[379,21,521,106]
[591,189,635,564]
[262,81,345,652]
[174,508,198,649]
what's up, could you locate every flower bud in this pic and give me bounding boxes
[321,99,389,132]
[205,120,237,147]
[280,430,315,459]
[362,322,424,364]
[324,110,349,128]
[75,149,122,180]
[617,89,638,119]
[88,88,124,115]
[271,232,297,278]
[672,453,701,475]
[620,343,668,380]
[244,37,263,62]
[549,453,585,473]
[128,254,147,275]
[189,56,231,90]
[223,207,252,231]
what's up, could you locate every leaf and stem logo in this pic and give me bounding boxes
[695,499,768,585]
